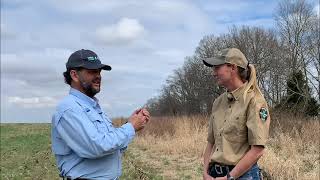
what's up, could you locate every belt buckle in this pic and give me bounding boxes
[214,164,223,175]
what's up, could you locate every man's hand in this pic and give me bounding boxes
[141,108,150,123]
[128,108,150,131]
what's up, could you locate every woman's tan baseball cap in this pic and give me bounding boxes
[203,48,248,69]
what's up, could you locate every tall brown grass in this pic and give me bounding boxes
[114,113,319,179]
[259,113,320,179]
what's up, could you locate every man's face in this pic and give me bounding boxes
[76,68,102,97]
[211,64,232,87]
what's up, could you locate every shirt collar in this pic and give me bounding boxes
[228,82,248,101]
[69,88,99,108]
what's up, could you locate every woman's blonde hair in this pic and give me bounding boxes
[242,64,265,101]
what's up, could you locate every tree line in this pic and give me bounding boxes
[146,0,319,117]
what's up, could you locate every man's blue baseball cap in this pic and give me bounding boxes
[66,49,111,71]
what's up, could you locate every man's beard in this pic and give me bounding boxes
[79,77,100,98]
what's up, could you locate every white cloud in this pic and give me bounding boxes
[8,96,58,108]
[1,0,281,122]
[95,18,145,46]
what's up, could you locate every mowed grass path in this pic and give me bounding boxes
[0,124,58,179]
[0,124,161,180]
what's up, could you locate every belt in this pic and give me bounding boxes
[208,162,235,178]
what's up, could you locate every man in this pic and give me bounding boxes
[202,48,270,180]
[51,49,150,180]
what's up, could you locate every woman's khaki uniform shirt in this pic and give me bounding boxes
[207,82,270,165]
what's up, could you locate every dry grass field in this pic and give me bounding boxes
[120,112,320,180]
[1,112,319,179]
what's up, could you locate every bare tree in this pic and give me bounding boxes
[305,15,320,101]
[229,26,287,105]
[274,0,317,108]
[146,0,319,116]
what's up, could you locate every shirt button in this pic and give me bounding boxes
[229,105,231,108]
[217,148,219,151]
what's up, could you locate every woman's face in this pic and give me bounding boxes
[211,64,233,87]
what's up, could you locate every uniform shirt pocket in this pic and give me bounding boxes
[103,113,114,130]
[223,115,247,142]
[85,109,109,133]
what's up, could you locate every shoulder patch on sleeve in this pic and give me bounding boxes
[259,107,268,122]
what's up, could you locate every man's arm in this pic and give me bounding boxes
[56,108,141,159]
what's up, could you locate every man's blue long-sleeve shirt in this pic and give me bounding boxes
[51,88,135,179]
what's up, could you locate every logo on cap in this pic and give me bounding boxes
[87,56,99,61]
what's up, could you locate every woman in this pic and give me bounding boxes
[202,48,270,180]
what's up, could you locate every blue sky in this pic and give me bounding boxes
[1,0,318,123]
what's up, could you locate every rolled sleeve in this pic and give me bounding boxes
[246,98,270,146]
[56,109,136,159]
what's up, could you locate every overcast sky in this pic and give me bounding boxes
[1,0,319,123]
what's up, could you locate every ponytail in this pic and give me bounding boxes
[243,64,264,101]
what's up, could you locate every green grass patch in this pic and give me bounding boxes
[1,124,58,180]
[0,124,163,180]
